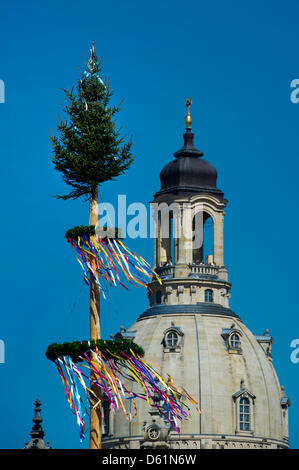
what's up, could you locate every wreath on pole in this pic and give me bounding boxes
[46,339,200,441]
[66,225,162,298]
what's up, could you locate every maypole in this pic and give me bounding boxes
[89,185,101,448]
[50,42,134,448]
[48,43,201,449]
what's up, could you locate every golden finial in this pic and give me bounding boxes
[185,97,192,129]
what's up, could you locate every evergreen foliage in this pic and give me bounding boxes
[65,225,122,241]
[46,338,145,363]
[65,225,95,240]
[50,44,134,200]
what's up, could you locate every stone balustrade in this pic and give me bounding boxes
[154,264,219,278]
[190,264,218,276]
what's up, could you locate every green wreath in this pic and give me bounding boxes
[46,338,144,363]
[65,225,122,241]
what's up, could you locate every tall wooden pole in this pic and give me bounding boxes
[89,185,102,449]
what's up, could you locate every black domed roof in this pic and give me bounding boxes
[158,129,223,197]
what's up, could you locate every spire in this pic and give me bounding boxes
[174,98,203,158]
[24,399,51,449]
[185,97,192,130]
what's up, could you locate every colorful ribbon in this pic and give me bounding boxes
[68,235,162,298]
[52,346,201,441]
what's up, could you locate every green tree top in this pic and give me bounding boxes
[50,43,134,201]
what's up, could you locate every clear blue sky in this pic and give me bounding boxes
[0,0,298,449]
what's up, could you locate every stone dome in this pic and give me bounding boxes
[105,310,289,449]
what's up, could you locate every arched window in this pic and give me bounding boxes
[192,212,203,264]
[156,291,162,304]
[166,331,179,348]
[233,387,255,434]
[239,397,250,431]
[230,333,241,350]
[203,215,214,262]
[162,325,184,352]
[102,394,110,437]
[192,212,214,264]
[205,289,213,303]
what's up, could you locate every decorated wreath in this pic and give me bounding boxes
[46,338,200,441]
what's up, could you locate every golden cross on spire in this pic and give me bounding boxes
[185,97,192,129]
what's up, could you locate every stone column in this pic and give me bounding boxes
[156,206,172,265]
[175,203,192,278]
[213,212,224,266]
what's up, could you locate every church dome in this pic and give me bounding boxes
[159,130,219,194]
[106,311,289,449]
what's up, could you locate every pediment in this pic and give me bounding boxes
[232,388,256,401]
